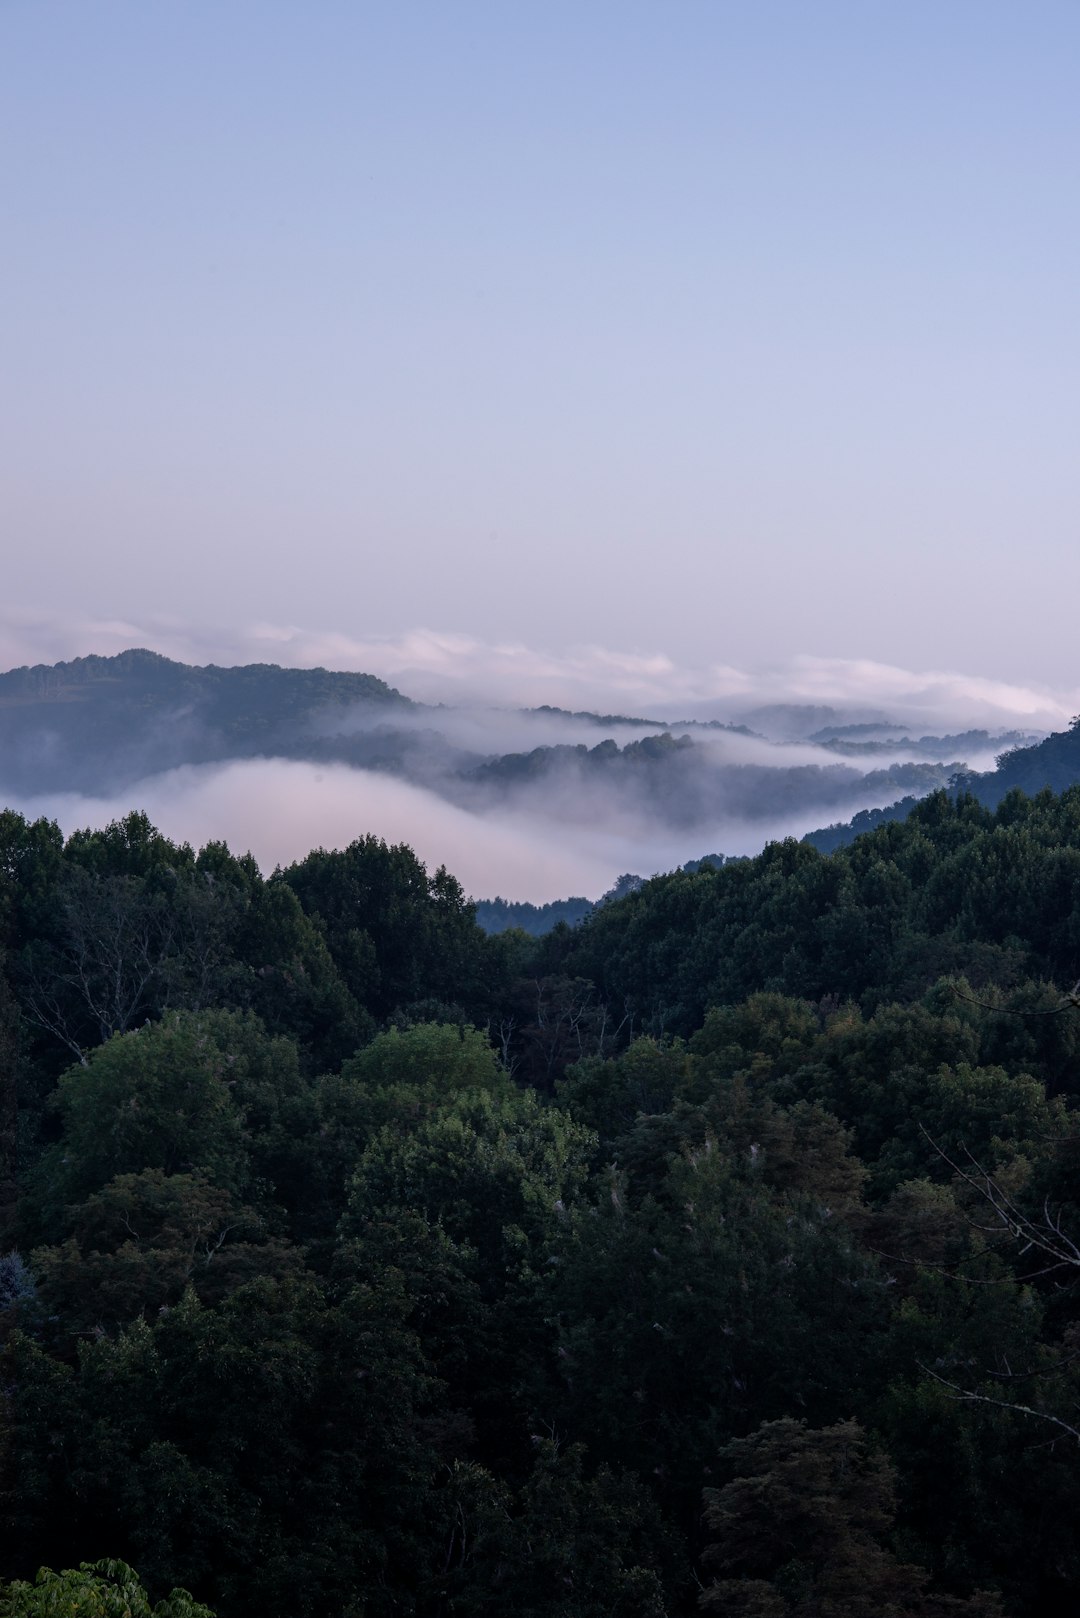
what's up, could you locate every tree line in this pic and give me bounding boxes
[3,788,1080,1615]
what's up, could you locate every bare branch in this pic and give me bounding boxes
[918,1360,1080,1444]
[919,1125,1080,1273]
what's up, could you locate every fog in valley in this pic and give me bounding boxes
[0,616,1063,902]
[0,752,960,905]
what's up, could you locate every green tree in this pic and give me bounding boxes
[339,1064,594,1462]
[435,1443,674,1617]
[0,1561,213,1618]
[30,1014,250,1231]
[699,1419,1001,1616]
[550,1140,883,1525]
[280,836,490,1022]
[31,1169,299,1332]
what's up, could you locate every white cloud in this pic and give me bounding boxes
[4,761,620,903]
[775,655,1070,729]
[1,611,1073,730]
[0,748,998,907]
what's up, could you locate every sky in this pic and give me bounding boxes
[3,1,1080,689]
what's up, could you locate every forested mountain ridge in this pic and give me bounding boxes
[0,650,1019,837]
[0,647,406,712]
[806,717,1080,853]
[4,784,1080,1616]
[455,731,957,826]
[0,649,412,793]
[970,716,1080,803]
[815,725,1033,760]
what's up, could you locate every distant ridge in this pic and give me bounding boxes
[0,650,1037,857]
[0,647,407,708]
[473,860,728,936]
[0,649,412,794]
[804,717,1080,852]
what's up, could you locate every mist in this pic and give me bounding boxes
[0,739,1014,907]
[1,617,1063,901]
[1,611,1073,732]
[2,760,630,902]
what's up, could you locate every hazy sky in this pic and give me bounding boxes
[4,2,1079,685]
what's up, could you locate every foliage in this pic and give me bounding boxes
[6,791,1080,1616]
[0,1560,213,1618]
[699,1420,1002,1616]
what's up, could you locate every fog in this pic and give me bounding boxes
[4,761,615,902]
[1,612,1073,733]
[314,699,1013,780]
[0,614,1065,901]
[0,745,1010,907]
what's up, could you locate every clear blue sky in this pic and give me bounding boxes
[3,2,1078,683]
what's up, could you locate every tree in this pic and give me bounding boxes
[0,1560,213,1618]
[29,1013,251,1234]
[31,1169,299,1332]
[699,1420,1001,1616]
[549,1139,883,1525]
[434,1443,674,1617]
[280,837,490,1022]
[19,867,178,1063]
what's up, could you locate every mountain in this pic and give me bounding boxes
[0,650,1032,846]
[966,720,1080,804]
[805,719,1080,851]
[0,648,412,794]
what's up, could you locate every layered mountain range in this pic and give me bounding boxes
[0,649,1035,828]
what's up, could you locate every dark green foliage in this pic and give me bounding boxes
[433,1443,676,1617]
[280,836,494,1023]
[31,1170,300,1332]
[807,724,1080,851]
[554,788,1080,1033]
[7,791,1080,1616]
[31,1014,253,1225]
[699,1419,1002,1616]
[547,1141,885,1526]
[0,1559,214,1618]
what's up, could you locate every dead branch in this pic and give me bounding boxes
[918,1360,1080,1444]
[919,1125,1080,1275]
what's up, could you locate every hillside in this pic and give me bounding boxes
[5,786,1080,1616]
[973,718,1080,803]
[806,719,1080,852]
[0,649,412,793]
[0,652,977,837]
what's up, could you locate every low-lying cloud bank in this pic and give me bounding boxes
[0,751,995,907]
[4,761,617,902]
[1,614,1071,902]
[1,611,1074,732]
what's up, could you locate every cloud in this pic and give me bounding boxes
[770,656,1072,730]
[4,760,619,903]
[0,748,991,907]
[1,611,1073,730]
[0,615,1068,901]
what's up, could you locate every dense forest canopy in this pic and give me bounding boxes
[807,717,1080,853]
[4,785,1080,1615]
